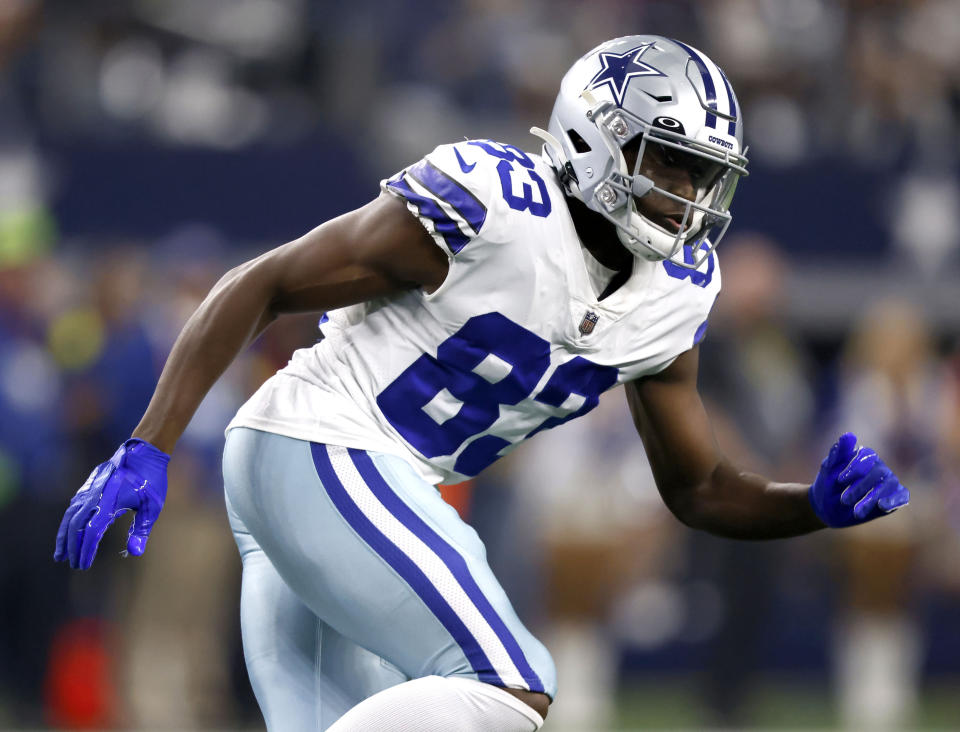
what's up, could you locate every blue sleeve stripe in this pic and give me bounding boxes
[385,174,470,255]
[406,159,487,234]
[693,318,709,346]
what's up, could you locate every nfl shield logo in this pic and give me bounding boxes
[579,310,599,336]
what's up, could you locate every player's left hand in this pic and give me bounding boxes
[54,438,170,570]
[809,432,910,528]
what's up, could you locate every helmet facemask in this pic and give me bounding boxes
[581,96,748,269]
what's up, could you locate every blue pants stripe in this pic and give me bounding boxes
[348,447,545,694]
[309,442,504,687]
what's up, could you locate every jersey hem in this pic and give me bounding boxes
[225,416,445,486]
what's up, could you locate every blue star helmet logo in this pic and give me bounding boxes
[586,42,664,107]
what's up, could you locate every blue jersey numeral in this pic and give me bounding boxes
[468,140,552,218]
[377,313,549,462]
[526,356,619,439]
[662,240,715,287]
[376,312,619,476]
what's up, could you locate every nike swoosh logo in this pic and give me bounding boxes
[454,147,476,174]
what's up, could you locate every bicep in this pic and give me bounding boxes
[255,193,449,315]
[626,347,723,504]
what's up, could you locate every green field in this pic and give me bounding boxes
[610,676,960,731]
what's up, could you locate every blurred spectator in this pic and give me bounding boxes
[114,236,313,728]
[0,248,73,727]
[62,248,159,465]
[0,0,959,727]
[693,234,816,726]
[502,394,676,731]
[829,298,945,730]
[931,344,960,601]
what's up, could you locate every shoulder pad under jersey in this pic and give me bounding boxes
[382,140,554,256]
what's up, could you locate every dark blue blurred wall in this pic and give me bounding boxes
[51,135,373,242]
[51,139,895,259]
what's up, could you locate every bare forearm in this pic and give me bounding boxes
[132,264,275,454]
[678,460,826,540]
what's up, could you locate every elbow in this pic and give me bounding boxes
[658,459,732,531]
[219,261,257,287]
[208,263,251,298]
[660,480,714,531]
[216,259,279,308]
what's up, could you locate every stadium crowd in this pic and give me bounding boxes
[1,0,959,728]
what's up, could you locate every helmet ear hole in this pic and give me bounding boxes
[566,129,592,153]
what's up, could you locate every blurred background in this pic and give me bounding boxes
[1,0,959,729]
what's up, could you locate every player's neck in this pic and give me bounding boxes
[564,195,634,274]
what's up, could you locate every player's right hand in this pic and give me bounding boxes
[54,438,170,570]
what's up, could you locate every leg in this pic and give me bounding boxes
[228,495,408,729]
[223,428,555,728]
[327,675,544,731]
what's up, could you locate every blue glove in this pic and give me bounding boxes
[809,432,910,528]
[54,438,170,570]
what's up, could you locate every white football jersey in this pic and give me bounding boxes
[227,140,720,485]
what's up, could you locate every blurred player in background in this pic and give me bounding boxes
[54,36,909,731]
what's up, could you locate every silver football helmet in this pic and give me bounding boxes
[532,35,748,268]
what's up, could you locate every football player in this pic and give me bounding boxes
[54,36,909,731]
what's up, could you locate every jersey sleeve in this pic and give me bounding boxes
[380,142,494,257]
[637,250,722,377]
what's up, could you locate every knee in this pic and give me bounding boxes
[502,688,551,721]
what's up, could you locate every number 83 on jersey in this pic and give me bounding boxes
[376,312,619,478]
